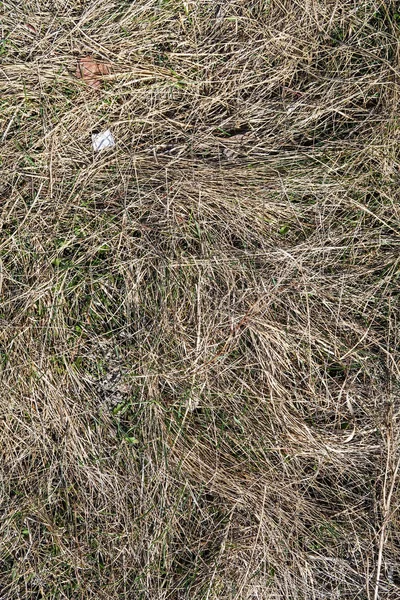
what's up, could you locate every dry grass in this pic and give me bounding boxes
[1,1,400,598]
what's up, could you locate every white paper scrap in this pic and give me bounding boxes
[92,129,115,152]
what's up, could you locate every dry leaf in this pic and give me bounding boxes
[76,56,111,90]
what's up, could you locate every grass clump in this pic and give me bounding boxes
[1,1,400,598]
